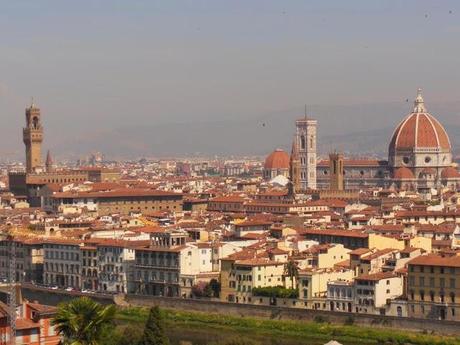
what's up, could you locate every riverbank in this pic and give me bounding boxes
[116,307,460,345]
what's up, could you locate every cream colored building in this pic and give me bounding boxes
[354,272,404,315]
[220,254,286,303]
[298,268,354,308]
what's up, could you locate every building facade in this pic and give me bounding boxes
[407,254,460,321]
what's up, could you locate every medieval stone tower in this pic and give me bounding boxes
[23,102,43,173]
[295,115,317,190]
[289,138,301,195]
[329,152,344,190]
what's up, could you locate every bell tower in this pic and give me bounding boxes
[295,107,317,190]
[23,101,43,173]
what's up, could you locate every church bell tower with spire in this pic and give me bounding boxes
[23,100,43,173]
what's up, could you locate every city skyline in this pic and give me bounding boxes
[1,1,460,158]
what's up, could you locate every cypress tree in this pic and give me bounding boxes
[140,306,170,345]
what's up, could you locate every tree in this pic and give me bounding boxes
[209,279,221,298]
[140,306,170,345]
[116,324,144,345]
[284,260,299,289]
[52,297,116,345]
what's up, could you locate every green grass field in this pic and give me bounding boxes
[115,307,460,345]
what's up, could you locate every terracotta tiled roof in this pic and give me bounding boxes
[408,254,460,268]
[27,303,57,315]
[53,188,182,199]
[356,272,397,281]
[441,167,460,179]
[393,167,415,180]
[302,229,368,239]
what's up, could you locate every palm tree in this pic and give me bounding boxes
[52,297,116,345]
[284,260,299,290]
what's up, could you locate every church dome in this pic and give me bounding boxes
[393,167,415,180]
[441,167,460,179]
[264,149,290,170]
[389,90,451,154]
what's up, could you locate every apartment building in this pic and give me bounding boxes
[354,272,403,315]
[327,280,354,312]
[81,245,98,290]
[131,230,217,298]
[407,254,460,321]
[43,238,82,289]
[132,246,182,297]
[303,243,350,269]
[0,238,44,284]
[298,268,354,308]
[96,240,138,293]
[230,258,286,303]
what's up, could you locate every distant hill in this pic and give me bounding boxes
[2,100,458,160]
[53,102,460,160]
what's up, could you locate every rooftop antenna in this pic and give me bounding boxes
[304,104,308,120]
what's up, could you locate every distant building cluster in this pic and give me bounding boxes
[263,89,460,192]
[0,90,460,325]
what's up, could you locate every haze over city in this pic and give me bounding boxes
[1,0,460,160]
[3,2,460,345]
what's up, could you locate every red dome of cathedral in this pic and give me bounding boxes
[441,167,460,179]
[393,167,415,179]
[389,90,451,153]
[264,149,290,170]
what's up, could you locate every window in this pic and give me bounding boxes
[440,278,445,288]
[419,276,425,287]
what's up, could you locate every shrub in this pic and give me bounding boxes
[192,281,213,298]
[251,286,298,299]
[344,316,354,325]
[313,315,328,323]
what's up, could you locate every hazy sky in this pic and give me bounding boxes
[1,1,460,159]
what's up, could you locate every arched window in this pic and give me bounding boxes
[301,135,306,150]
[32,116,39,129]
